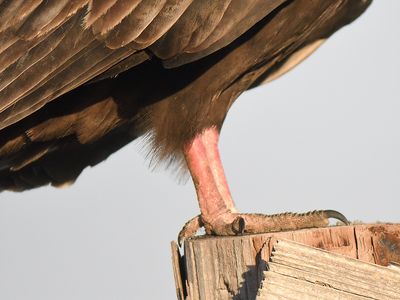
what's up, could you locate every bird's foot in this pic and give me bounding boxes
[178,210,349,246]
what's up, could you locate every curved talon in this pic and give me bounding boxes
[322,209,350,225]
[178,215,203,247]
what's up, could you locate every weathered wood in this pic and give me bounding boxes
[171,224,400,300]
[257,239,400,300]
[171,242,185,300]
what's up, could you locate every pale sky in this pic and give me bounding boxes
[0,2,399,299]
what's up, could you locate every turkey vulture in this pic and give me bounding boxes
[0,0,372,240]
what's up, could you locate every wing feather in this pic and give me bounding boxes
[0,0,287,131]
[104,0,168,49]
[155,0,287,67]
[0,0,42,34]
[0,0,289,189]
[0,15,82,111]
[134,0,193,46]
[92,0,142,35]
[3,43,142,129]
[15,0,71,39]
[85,0,118,27]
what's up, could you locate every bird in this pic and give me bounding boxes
[0,0,372,242]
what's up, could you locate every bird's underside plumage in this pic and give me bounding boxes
[0,0,371,191]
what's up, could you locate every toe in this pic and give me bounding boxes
[177,210,349,243]
[178,215,203,246]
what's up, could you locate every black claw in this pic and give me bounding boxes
[177,228,185,248]
[178,233,184,248]
[323,210,350,225]
[177,215,203,247]
[232,216,245,234]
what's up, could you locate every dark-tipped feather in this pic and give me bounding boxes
[0,0,372,191]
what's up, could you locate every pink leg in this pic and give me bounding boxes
[184,127,236,218]
[184,127,242,235]
[179,126,349,242]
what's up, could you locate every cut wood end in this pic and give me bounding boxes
[257,238,400,299]
[171,224,400,299]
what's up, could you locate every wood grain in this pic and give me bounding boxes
[171,224,400,299]
[258,239,400,299]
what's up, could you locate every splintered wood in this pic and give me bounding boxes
[257,239,400,299]
[171,224,400,300]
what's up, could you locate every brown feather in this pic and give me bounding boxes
[16,1,70,39]
[0,0,42,34]
[134,0,193,47]
[0,0,372,191]
[92,0,142,36]
[85,0,118,27]
[104,0,168,49]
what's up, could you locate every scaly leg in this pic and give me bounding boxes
[179,127,348,244]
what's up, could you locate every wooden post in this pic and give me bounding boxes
[171,224,400,300]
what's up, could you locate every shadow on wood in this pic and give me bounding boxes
[171,224,400,300]
[258,239,400,299]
